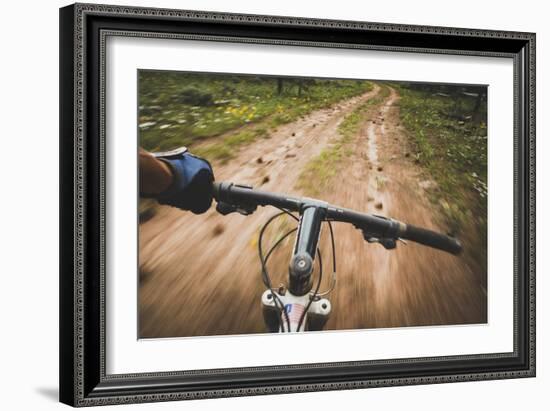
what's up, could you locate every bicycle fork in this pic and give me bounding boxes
[261,290,331,332]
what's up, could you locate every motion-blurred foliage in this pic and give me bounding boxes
[396,83,487,261]
[138,71,372,157]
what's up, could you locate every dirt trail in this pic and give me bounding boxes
[139,84,486,337]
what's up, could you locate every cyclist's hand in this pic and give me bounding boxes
[152,147,214,214]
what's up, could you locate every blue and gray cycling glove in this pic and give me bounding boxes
[153,147,214,214]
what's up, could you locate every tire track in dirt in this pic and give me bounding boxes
[315,86,487,330]
[139,85,382,337]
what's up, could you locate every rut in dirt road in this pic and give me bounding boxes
[317,86,486,330]
[139,83,487,337]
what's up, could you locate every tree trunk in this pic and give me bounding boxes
[472,93,484,124]
[277,78,284,95]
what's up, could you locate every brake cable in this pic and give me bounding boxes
[258,210,295,332]
[296,247,323,332]
[296,219,338,331]
[316,220,337,297]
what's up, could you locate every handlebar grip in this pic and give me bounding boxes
[402,224,463,255]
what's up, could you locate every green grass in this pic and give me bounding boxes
[395,84,488,240]
[296,84,389,196]
[193,126,270,163]
[138,71,373,161]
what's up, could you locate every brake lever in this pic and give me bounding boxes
[366,237,396,250]
[362,230,400,250]
[215,201,257,216]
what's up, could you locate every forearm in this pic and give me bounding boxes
[139,147,174,195]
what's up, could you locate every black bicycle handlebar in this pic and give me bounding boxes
[212,181,462,255]
[213,181,302,211]
[401,224,462,255]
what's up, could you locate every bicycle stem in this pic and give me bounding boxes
[289,205,326,296]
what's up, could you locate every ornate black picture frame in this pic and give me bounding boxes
[59,3,535,406]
